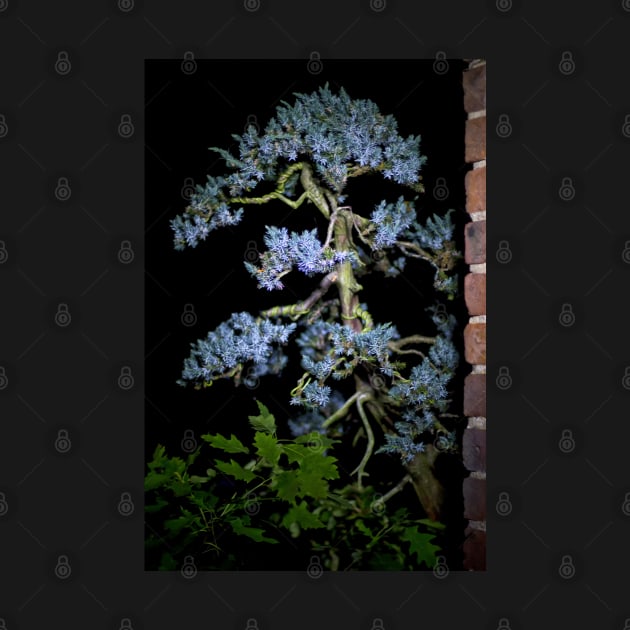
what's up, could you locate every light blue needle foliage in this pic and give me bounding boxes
[170,84,462,467]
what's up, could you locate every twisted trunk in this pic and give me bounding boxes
[324,183,445,521]
[406,446,444,521]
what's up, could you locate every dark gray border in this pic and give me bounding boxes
[1,1,630,628]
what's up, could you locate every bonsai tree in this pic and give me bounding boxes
[169,83,461,523]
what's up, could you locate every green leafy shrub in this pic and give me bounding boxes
[145,401,442,570]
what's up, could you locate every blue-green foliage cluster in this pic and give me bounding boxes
[170,84,426,251]
[172,85,460,465]
[245,83,426,191]
[245,225,356,291]
[371,196,417,250]
[288,321,400,409]
[370,198,458,297]
[177,312,296,386]
[377,304,458,462]
[171,196,244,251]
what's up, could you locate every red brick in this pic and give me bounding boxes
[463,64,486,113]
[464,273,486,316]
[463,427,486,472]
[464,221,486,264]
[465,166,485,214]
[464,373,486,417]
[464,323,486,364]
[463,477,486,521]
[463,527,486,571]
[465,117,486,163]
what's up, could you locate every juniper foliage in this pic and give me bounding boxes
[171,84,461,473]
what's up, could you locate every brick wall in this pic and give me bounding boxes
[462,59,486,571]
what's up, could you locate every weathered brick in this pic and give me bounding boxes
[465,117,486,163]
[463,476,486,521]
[463,527,486,571]
[463,64,486,113]
[464,220,486,264]
[463,427,486,472]
[465,166,485,214]
[464,323,486,364]
[464,373,486,417]
[464,273,486,316]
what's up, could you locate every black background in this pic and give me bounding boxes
[145,59,468,453]
[145,58,469,570]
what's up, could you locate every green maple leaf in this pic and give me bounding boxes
[215,459,256,482]
[282,501,325,531]
[147,444,167,469]
[273,470,300,502]
[248,400,276,434]
[417,518,445,530]
[300,452,339,481]
[254,432,282,467]
[296,467,329,500]
[229,517,278,544]
[164,508,196,535]
[401,527,441,568]
[144,471,170,491]
[282,443,310,466]
[201,433,249,454]
[145,496,169,513]
[353,519,373,538]
[169,479,192,497]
